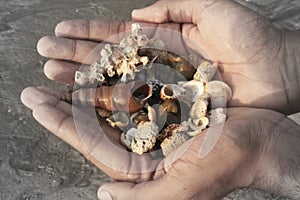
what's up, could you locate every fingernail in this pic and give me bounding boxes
[98,190,112,200]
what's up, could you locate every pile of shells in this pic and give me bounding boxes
[69,24,232,157]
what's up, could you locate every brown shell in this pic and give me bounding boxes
[71,81,152,113]
[157,124,180,142]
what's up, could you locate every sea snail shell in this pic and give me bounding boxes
[205,81,232,109]
[160,84,185,101]
[72,81,152,113]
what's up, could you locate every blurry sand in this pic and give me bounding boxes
[0,0,299,199]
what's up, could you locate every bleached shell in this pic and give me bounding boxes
[208,108,226,126]
[160,84,185,101]
[193,60,217,83]
[75,71,90,86]
[160,132,187,156]
[131,111,149,125]
[130,122,159,155]
[132,23,142,36]
[187,117,209,135]
[145,38,166,49]
[147,106,156,123]
[120,131,134,150]
[205,81,232,108]
[137,35,149,47]
[189,98,208,119]
[106,112,129,128]
[83,23,153,84]
[140,56,149,66]
[181,80,204,103]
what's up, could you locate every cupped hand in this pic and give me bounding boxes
[37,0,299,114]
[22,0,300,199]
[130,0,299,114]
[21,87,288,199]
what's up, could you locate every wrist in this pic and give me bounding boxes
[252,117,300,199]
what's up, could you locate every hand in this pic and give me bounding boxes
[21,88,300,199]
[37,0,300,114]
[97,107,300,200]
[130,0,300,114]
[22,0,300,199]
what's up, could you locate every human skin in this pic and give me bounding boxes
[21,87,300,200]
[21,0,300,199]
[37,0,300,114]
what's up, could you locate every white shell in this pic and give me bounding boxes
[208,108,226,126]
[75,23,153,84]
[205,81,232,108]
[106,112,129,128]
[120,132,133,149]
[193,60,217,83]
[160,132,187,156]
[188,117,209,132]
[130,122,159,155]
[147,106,156,123]
[181,80,204,103]
[75,71,90,86]
[160,84,185,101]
[189,98,208,119]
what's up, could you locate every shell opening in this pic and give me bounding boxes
[164,87,173,97]
[132,82,152,103]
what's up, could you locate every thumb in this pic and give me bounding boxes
[97,178,187,200]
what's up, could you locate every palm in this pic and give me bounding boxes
[38,6,289,114]
[21,0,298,199]
[192,4,287,112]
[145,108,285,200]
[20,87,285,199]
[160,1,287,113]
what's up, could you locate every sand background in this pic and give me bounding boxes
[0,0,300,199]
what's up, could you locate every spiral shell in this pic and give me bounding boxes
[187,117,209,136]
[160,84,185,101]
[71,81,152,113]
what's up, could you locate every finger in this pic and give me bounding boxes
[33,101,159,181]
[131,0,227,60]
[54,20,196,56]
[44,59,81,84]
[22,86,160,181]
[21,87,60,110]
[98,176,198,200]
[21,86,74,116]
[55,20,174,42]
[21,86,106,125]
[55,20,133,42]
[132,0,202,24]
[37,36,101,64]
[98,180,172,200]
[37,86,62,97]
